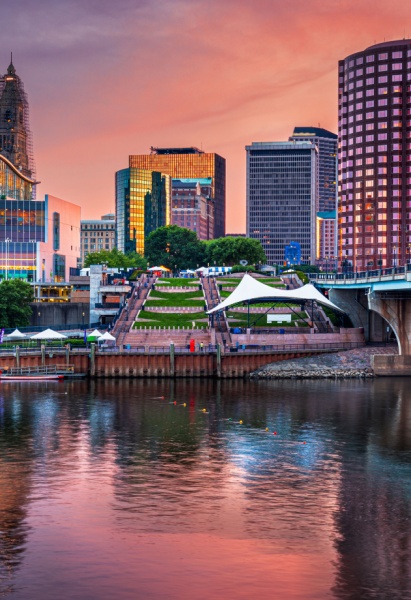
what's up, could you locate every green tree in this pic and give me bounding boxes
[204,236,266,266]
[145,225,205,271]
[0,280,33,328]
[83,248,147,269]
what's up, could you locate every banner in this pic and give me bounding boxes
[84,329,87,343]
[0,329,4,344]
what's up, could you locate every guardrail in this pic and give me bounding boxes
[310,263,411,284]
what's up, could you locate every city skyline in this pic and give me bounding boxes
[3,0,411,232]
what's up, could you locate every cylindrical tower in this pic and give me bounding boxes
[338,40,411,270]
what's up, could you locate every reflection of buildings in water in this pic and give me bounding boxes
[0,457,31,589]
[332,380,411,599]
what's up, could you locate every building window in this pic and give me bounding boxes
[53,212,60,251]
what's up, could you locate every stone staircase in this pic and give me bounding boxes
[112,274,156,346]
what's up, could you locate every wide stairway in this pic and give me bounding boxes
[202,276,232,348]
[112,274,156,346]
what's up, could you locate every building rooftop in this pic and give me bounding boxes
[366,39,411,51]
[150,147,204,155]
[292,127,337,140]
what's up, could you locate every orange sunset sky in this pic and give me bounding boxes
[5,0,411,232]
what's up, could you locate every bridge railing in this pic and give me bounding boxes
[309,263,411,284]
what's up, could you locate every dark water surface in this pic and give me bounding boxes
[0,378,410,599]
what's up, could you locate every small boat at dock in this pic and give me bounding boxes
[0,365,73,381]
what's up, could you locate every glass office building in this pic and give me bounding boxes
[129,147,226,238]
[116,168,171,255]
[246,141,318,265]
[339,39,411,269]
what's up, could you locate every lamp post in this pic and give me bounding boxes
[378,249,382,271]
[325,255,329,275]
[393,245,397,269]
[5,237,10,280]
[82,311,85,327]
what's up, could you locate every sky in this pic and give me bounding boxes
[4,0,411,232]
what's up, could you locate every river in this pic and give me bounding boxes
[0,378,410,599]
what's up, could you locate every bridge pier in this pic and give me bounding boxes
[329,289,387,344]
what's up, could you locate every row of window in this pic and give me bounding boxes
[344,51,409,69]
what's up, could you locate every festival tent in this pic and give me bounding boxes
[148,266,170,272]
[87,329,102,341]
[6,329,26,340]
[207,273,344,314]
[98,331,116,342]
[30,328,68,340]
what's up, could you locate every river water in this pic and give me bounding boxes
[0,378,410,600]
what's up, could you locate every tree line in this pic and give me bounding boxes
[84,225,267,271]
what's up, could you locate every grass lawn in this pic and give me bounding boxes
[157,278,200,287]
[134,311,208,329]
[146,289,205,307]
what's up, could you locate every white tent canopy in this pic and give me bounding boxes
[98,331,116,342]
[30,328,68,340]
[207,273,344,314]
[6,328,26,340]
[88,329,102,338]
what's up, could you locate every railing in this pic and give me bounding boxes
[310,263,411,284]
[95,303,121,309]
[3,364,74,375]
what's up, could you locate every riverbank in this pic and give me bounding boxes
[250,345,398,379]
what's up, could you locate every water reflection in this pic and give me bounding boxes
[0,379,409,598]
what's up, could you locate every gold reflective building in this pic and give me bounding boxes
[116,168,171,255]
[129,147,226,238]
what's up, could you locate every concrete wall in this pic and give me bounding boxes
[372,354,411,376]
[231,328,365,346]
[29,302,89,327]
[0,348,342,379]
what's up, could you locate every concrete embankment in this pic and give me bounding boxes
[250,346,398,380]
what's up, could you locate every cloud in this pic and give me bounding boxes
[3,0,411,230]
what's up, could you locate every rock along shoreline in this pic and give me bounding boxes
[249,346,398,380]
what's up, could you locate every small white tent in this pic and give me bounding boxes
[98,331,116,342]
[30,328,68,340]
[6,329,26,340]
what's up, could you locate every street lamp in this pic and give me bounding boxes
[393,245,397,268]
[5,237,11,280]
[82,311,85,327]
[378,248,383,270]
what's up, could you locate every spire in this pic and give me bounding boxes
[7,54,15,76]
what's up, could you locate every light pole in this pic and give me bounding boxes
[393,245,397,269]
[5,237,10,280]
[82,311,85,327]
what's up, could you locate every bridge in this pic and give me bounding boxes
[309,266,411,375]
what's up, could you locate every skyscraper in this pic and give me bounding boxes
[171,179,214,240]
[129,147,226,238]
[116,168,171,255]
[290,127,337,213]
[290,127,338,265]
[246,141,318,265]
[0,59,81,282]
[338,39,411,269]
[0,58,35,185]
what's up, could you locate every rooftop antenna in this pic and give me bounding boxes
[10,51,12,64]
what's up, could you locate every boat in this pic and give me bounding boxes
[0,374,64,381]
[0,365,73,381]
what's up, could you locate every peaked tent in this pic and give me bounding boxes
[98,331,116,342]
[30,328,68,340]
[87,329,102,341]
[207,273,344,314]
[6,328,26,340]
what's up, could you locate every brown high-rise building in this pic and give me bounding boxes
[339,40,411,269]
[0,59,35,185]
[129,147,226,238]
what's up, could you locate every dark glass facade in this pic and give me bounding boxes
[129,148,226,238]
[290,127,338,213]
[339,39,411,269]
[116,168,171,255]
[246,142,317,265]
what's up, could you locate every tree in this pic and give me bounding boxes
[0,280,33,328]
[145,225,205,271]
[204,236,266,266]
[83,248,147,269]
